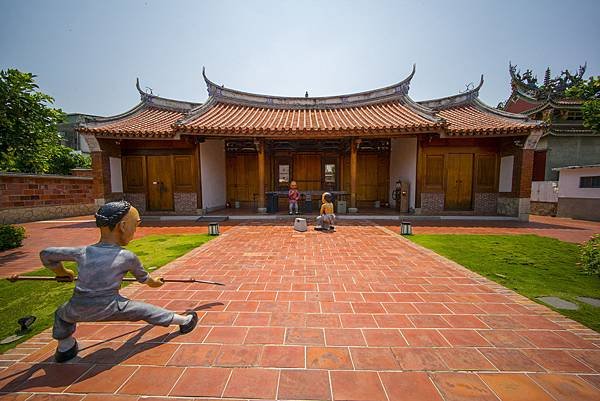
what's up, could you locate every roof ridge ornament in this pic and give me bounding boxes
[201,65,417,109]
[418,74,484,110]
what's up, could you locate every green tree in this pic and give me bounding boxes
[565,76,600,132]
[46,146,91,175]
[0,69,65,173]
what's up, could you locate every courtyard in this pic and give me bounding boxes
[1,217,599,400]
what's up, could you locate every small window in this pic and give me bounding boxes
[579,176,600,188]
[324,163,336,183]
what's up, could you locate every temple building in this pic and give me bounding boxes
[79,66,544,220]
[503,63,599,182]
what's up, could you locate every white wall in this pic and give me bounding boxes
[499,155,514,193]
[558,167,600,199]
[531,181,558,202]
[389,137,417,208]
[200,139,227,210]
[109,157,123,193]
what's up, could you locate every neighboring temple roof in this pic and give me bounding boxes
[78,79,200,138]
[418,76,542,136]
[79,68,544,139]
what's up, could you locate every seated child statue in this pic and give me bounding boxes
[315,192,336,231]
[288,180,300,215]
[40,200,198,363]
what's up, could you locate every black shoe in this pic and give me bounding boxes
[179,311,198,334]
[54,340,78,363]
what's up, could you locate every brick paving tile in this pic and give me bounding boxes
[285,328,325,345]
[373,313,414,328]
[579,374,600,390]
[324,328,366,346]
[479,348,545,372]
[441,329,492,347]
[570,350,600,372]
[222,368,278,399]
[409,314,453,328]
[166,344,220,366]
[117,366,184,396]
[0,363,91,393]
[278,369,331,400]
[392,347,448,371]
[362,328,407,346]
[380,372,444,401]
[349,347,400,370]
[530,373,600,401]
[213,345,262,367]
[330,371,387,401]
[431,372,500,401]
[244,327,285,344]
[402,329,451,347]
[122,343,180,365]
[66,365,138,393]
[306,347,352,369]
[477,330,534,348]
[438,348,497,371]
[479,373,555,401]
[259,345,305,368]
[169,367,231,397]
[204,327,248,344]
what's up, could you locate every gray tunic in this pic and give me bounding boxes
[41,244,175,340]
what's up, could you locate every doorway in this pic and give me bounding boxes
[445,153,473,210]
[147,155,174,210]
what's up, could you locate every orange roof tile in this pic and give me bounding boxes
[176,100,444,136]
[80,106,185,138]
[437,103,540,135]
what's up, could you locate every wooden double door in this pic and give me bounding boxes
[445,153,473,210]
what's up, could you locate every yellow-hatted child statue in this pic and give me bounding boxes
[315,192,335,231]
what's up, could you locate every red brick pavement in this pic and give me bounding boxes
[1,222,599,400]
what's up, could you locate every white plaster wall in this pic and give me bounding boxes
[389,137,417,208]
[499,155,514,193]
[200,139,227,210]
[531,181,558,202]
[558,167,600,199]
[109,157,123,193]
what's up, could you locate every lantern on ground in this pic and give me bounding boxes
[400,221,412,235]
[208,222,220,236]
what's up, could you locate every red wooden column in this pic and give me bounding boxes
[257,139,266,213]
[349,138,361,212]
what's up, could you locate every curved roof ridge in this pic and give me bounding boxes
[471,98,542,123]
[201,65,416,108]
[418,75,484,110]
[135,78,201,112]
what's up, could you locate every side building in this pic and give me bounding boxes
[78,67,544,220]
[503,63,600,219]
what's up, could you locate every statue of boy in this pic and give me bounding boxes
[315,192,336,231]
[288,180,300,215]
[40,200,198,363]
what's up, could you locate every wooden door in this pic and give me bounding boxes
[226,154,258,202]
[357,154,379,201]
[445,153,473,210]
[293,153,321,190]
[147,156,174,210]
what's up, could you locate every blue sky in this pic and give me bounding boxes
[1,0,598,116]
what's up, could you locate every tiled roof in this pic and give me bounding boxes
[79,70,545,139]
[176,100,444,136]
[79,106,185,138]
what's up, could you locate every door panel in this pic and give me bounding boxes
[226,154,258,202]
[147,156,174,210]
[445,153,473,210]
[293,153,321,190]
[357,154,379,201]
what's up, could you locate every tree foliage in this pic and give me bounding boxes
[0,69,65,173]
[565,76,600,132]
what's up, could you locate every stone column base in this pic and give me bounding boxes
[348,207,358,214]
[518,198,531,222]
[257,207,267,214]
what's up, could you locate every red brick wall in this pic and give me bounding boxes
[0,173,94,209]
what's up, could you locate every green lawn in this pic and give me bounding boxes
[408,234,600,333]
[0,234,212,354]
